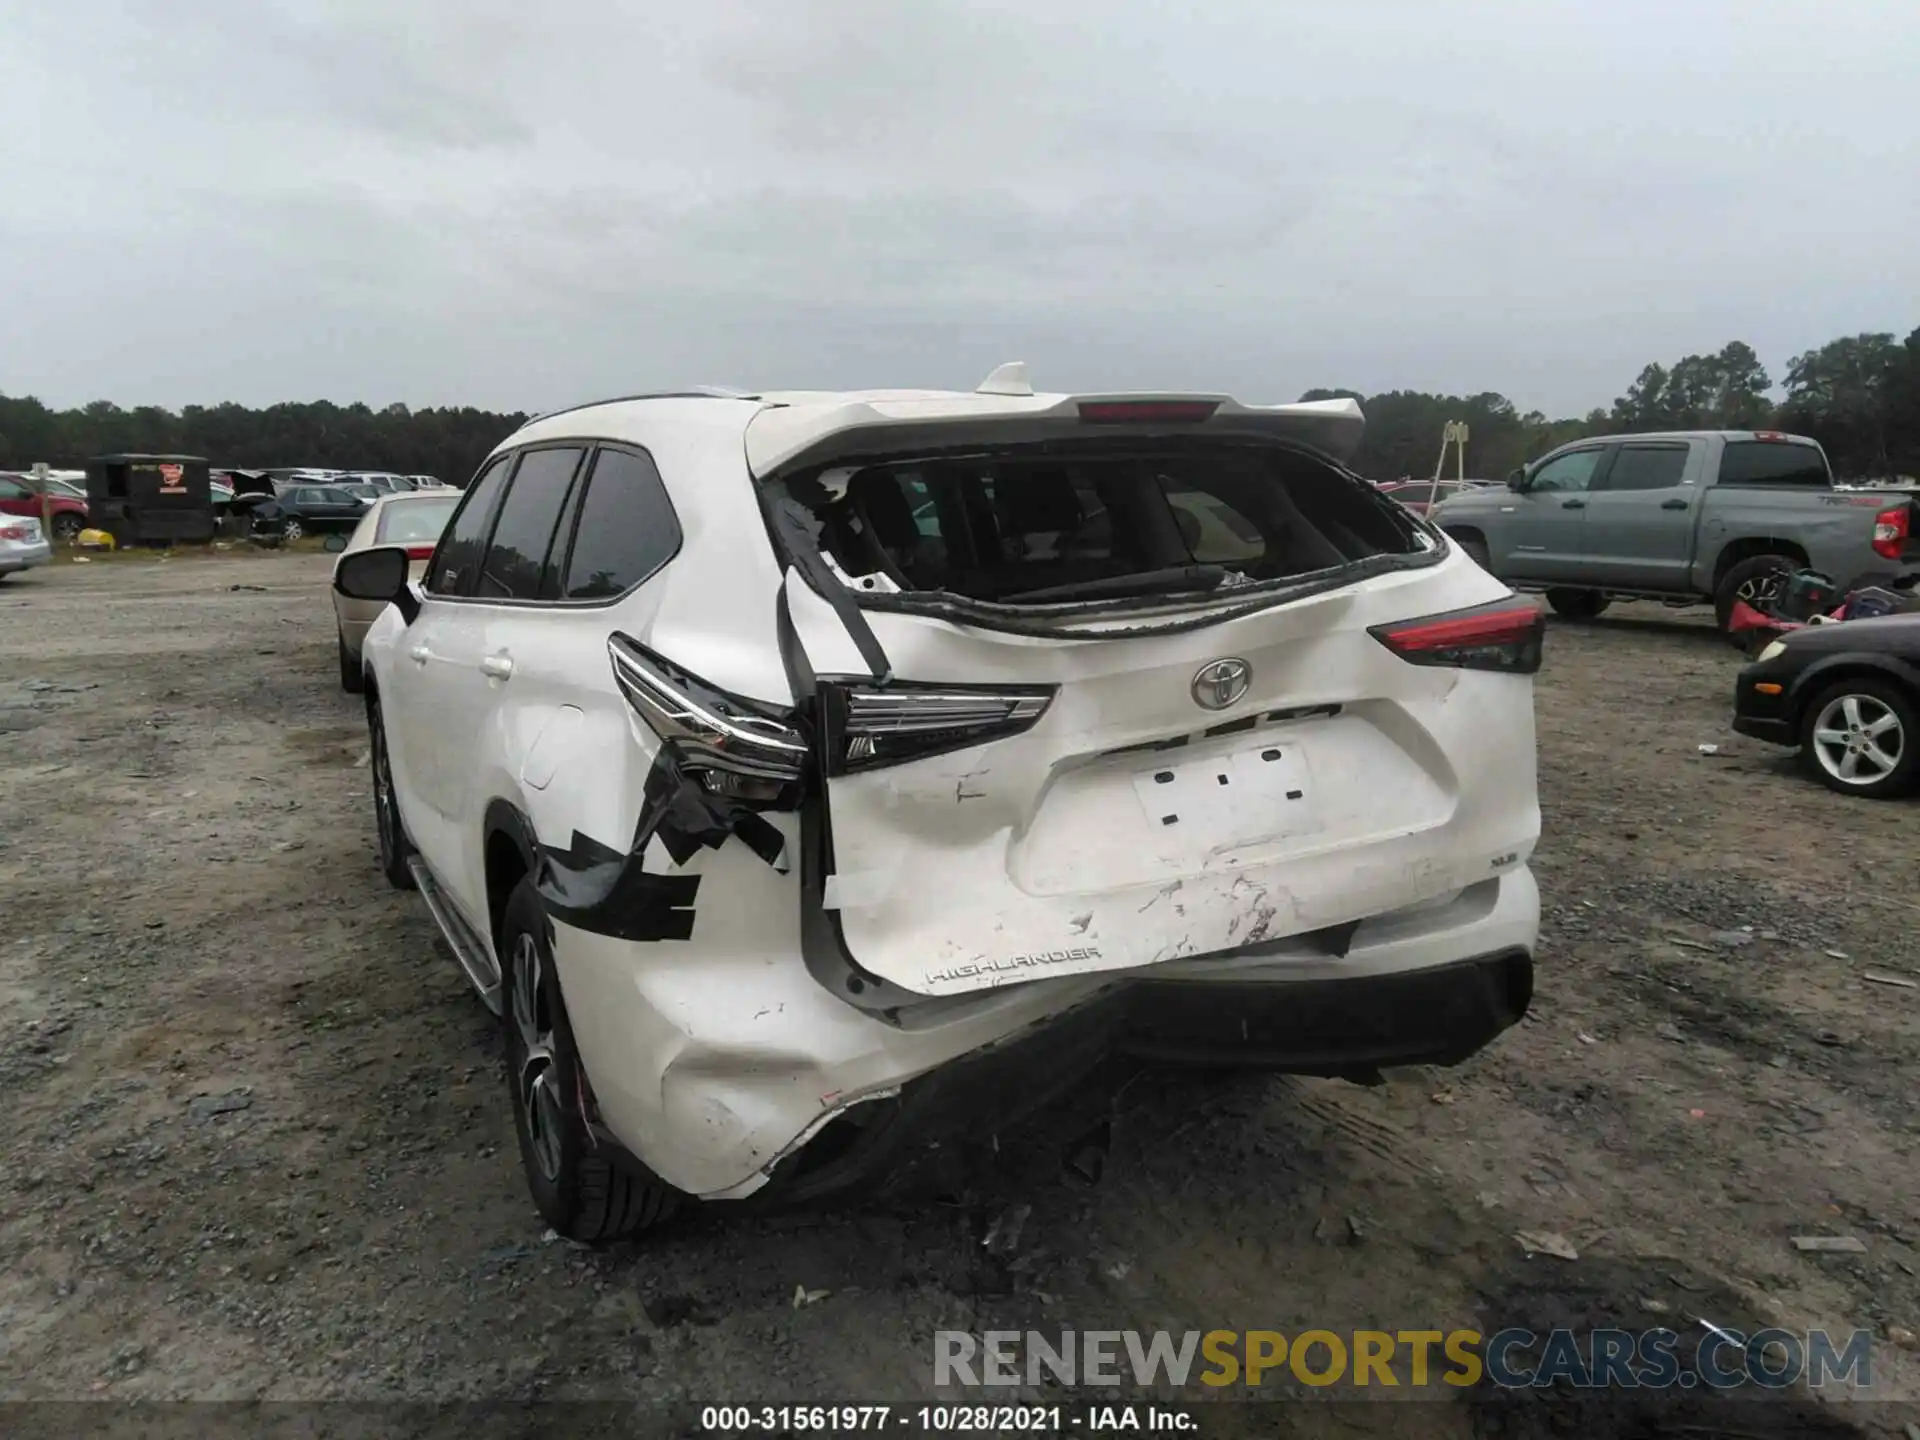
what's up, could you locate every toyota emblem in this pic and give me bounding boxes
[1191,657,1252,711]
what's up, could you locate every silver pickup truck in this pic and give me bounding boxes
[1430,430,1920,631]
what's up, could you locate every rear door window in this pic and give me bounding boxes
[801,443,1411,603]
[375,496,460,545]
[1719,441,1830,486]
[475,447,583,601]
[426,456,513,596]
[1599,445,1689,491]
[556,446,682,601]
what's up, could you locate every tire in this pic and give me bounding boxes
[366,694,416,889]
[1455,536,1492,571]
[338,633,364,695]
[1545,588,1611,621]
[497,879,678,1242]
[1797,678,1919,800]
[1713,554,1797,636]
[281,517,305,542]
[52,513,84,542]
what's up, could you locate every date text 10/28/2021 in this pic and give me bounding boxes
[700,1405,1194,1432]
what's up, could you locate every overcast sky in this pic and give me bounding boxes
[3,0,1915,418]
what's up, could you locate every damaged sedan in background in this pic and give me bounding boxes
[334,368,1545,1243]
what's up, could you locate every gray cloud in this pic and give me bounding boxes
[1,0,1914,417]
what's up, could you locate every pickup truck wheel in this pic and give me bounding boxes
[498,879,678,1242]
[1545,588,1610,621]
[1713,555,1795,636]
[1799,679,1918,800]
[1456,537,1491,571]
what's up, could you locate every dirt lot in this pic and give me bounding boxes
[1,551,1917,1436]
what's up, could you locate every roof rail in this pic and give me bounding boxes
[523,388,758,426]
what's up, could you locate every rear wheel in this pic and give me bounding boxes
[498,879,677,1242]
[1713,554,1796,636]
[338,633,364,694]
[1799,679,1918,800]
[1545,588,1610,621]
[367,695,416,889]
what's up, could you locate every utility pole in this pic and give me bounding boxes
[1434,421,1469,486]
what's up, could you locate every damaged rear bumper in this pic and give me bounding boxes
[549,829,1538,1203]
[755,948,1533,1207]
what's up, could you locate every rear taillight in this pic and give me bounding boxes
[403,544,436,561]
[0,522,33,542]
[608,634,808,804]
[820,680,1055,774]
[1370,597,1545,674]
[1872,505,1909,561]
[1077,400,1219,424]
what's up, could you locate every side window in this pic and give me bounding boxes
[1602,445,1689,491]
[1528,450,1604,494]
[426,456,513,596]
[475,448,583,601]
[0,478,30,500]
[558,447,682,601]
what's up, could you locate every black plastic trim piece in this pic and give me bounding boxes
[767,499,892,684]
[535,826,699,943]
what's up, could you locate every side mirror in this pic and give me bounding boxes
[323,534,348,553]
[1506,469,1527,492]
[333,545,420,624]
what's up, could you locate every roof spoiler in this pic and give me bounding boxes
[746,392,1367,476]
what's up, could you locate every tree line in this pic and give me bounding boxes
[0,397,528,488]
[1309,326,1919,482]
[4,323,1916,486]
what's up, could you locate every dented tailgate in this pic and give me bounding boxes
[780,564,1541,999]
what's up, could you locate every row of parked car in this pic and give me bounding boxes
[219,470,452,542]
[0,465,449,550]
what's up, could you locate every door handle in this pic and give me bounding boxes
[1561,499,1586,510]
[1661,499,1689,510]
[408,643,432,665]
[480,653,514,681]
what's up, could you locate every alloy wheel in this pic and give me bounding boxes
[282,518,304,541]
[1810,693,1904,786]
[510,934,565,1183]
[1736,570,1785,609]
[371,712,398,865]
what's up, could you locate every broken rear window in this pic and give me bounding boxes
[795,442,1418,604]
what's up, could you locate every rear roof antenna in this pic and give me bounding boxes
[975,361,1033,397]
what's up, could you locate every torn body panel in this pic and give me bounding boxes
[548,832,1538,1199]
[533,740,795,944]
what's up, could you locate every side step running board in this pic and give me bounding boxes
[408,857,503,1015]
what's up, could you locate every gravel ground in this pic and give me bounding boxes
[1,552,1917,1436]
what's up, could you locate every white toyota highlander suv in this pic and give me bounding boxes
[335,367,1543,1241]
